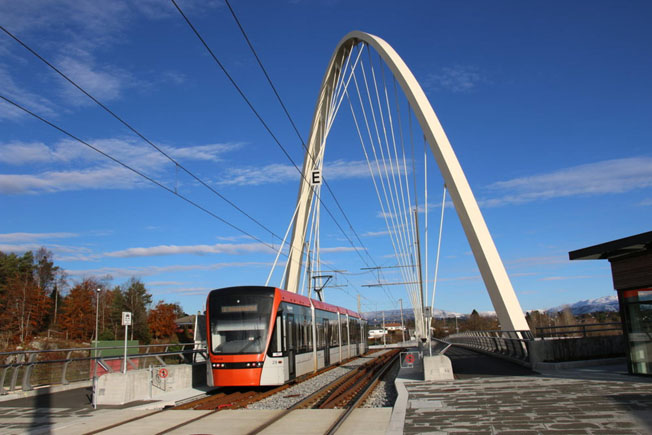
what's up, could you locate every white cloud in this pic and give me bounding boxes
[0,138,239,194]
[0,243,91,255]
[320,246,363,253]
[506,256,567,268]
[540,275,601,281]
[217,163,298,186]
[217,159,407,186]
[638,198,652,206]
[168,143,240,162]
[102,243,276,258]
[56,55,131,104]
[163,287,212,296]
[484,157,652,206]
[362,230,390,237]
[0,1,220,116]
[0,166,145,194]
[66,261,269,278]
[0,66,58,120]
[426,65,484,93]
[147,281,186,287]
[0,232,79,242]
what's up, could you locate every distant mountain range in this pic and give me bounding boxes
[542,295,619,315]
[362,295,620,322]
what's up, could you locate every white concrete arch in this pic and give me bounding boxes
[283,31,529,332]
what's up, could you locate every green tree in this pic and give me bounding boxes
[0,251,35,297]
[122,278,152,343]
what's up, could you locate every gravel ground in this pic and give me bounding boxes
[361,358,399,408]
[247,350,390,410]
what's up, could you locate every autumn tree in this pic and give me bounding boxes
[60,279,99,341]
[0,250,53,345]
[0,274,52,344]
[148,301,181,340]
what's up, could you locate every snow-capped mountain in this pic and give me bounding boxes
[362,308,462,322]
[544,295,619,315]
[362,295,619,322]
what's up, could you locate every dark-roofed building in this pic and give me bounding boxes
[570,231,652,376]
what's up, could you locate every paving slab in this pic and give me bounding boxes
[404,375,652,433]
[260,409,343,434]
[49,410,155,435]
[97,410,211,435]
[166,409,283,434]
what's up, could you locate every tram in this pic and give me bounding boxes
[206,286,368,387]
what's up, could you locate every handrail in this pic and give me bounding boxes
[445,330,533,362]
[0,342,195,357]
[1,342,207,395]
[535,322,622,338]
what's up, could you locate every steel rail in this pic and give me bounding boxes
[246,349,400,435]
[324,349,401,435]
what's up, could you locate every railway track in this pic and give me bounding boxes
[247,348,401,435]
[82,349,401,435]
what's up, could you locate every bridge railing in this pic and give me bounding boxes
[0,342,207,395]
[446,330,534,362]
[535,322,622,339]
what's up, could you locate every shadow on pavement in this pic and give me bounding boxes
[446,346,536,378]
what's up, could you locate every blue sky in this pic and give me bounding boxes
[1,1,651,316]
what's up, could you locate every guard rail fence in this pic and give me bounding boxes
[446,330,534,362]
[1,342,207,395]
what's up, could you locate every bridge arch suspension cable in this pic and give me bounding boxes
[283,31,530,335]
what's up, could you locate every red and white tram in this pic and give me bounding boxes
[206,286,368,387]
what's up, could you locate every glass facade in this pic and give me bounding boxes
[619,289,652,376]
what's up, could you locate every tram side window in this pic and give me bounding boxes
[306,308,313,351]
[268,310,283,356]
[295,305,311,354]
[281,303,296,352]
[348,318,354,344]
[316,312,325,349]
[329,313,339,347]
[350,318,360,344]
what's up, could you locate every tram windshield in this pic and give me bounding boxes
[209,287,274,355]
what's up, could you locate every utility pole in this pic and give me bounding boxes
[382,311,386,348]
[413,208,426,339]
[357,294,361,314]
[399,298,405,343]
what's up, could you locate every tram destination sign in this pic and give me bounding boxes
[221,304,257,313]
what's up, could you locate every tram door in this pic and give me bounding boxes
[323,319,330,366]
[286,313,296,380]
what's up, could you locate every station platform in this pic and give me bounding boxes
[387,345,652,434]
[3,346,652,434]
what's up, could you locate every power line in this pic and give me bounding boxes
[223,0,380,270]
[0,24,278,244]
[0,21,376,301]
[0,94,271,249]
[0,93,353,281]
[171,0,372,269]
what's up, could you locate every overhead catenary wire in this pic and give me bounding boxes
[0,94,350,285]
[340,44,433,334]
[0,24,279,244]
[5,10,367,307]
[171,0,374,273]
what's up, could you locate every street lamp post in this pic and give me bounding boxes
[93,287,101,409]
[95,288,100,343]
